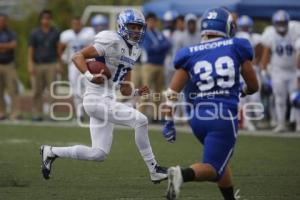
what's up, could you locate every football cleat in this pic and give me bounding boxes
[166,166,183,200]
[40,145,57,180]
[150,165,168,184]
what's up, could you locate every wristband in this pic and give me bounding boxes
[84,71,93,81]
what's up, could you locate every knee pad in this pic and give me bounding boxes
[135,113,148,128]
[91,148,107,162]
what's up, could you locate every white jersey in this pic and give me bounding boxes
[261,25,299,71]
[235,31,262,48]
[60,27,95,63]
[89,30,141,95]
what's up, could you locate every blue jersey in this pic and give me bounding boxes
[174,37,253,109]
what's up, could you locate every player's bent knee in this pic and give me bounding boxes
[135,113,148,128]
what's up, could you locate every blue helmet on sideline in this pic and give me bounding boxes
[200,7,235,38]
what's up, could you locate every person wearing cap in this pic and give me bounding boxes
[0,13,21,120]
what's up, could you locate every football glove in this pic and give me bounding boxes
[162,120,176,143]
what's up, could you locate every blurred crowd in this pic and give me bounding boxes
[1,8,300,133]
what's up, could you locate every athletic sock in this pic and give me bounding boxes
[139,148,157,172]
[219,186,236,200]
[181,167,195,182]
[134,123,158,173]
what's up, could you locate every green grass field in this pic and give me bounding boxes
[0,124,300,200]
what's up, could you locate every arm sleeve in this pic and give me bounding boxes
[173,47,190,70]
[235,38,254,63]
[92,32,117,56]
[59,31,69,44]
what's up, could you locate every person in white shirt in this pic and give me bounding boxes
[58,17,95,122]
[261,10,300,132]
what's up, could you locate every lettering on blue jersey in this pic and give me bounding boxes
[189,39,233,53]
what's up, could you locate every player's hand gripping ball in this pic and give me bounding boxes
[87,61,111,84]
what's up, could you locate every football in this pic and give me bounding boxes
[86,61,112,79]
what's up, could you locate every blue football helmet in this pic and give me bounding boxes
[200,7,235,38]
[272,10,290,34]
[91,14,109,32]
[237,15,253,32]
[117,9,146,45]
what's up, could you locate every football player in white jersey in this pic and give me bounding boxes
[58,17,95,122]
[40,9,167,183]
[236,15,263,131]
[261,10,300,132]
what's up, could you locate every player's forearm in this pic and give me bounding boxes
[260,47,270,70]
[72,52,88,74]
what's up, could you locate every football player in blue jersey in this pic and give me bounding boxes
[162,8,259,200]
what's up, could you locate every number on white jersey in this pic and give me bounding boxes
[193,56,235,92]
[113,64,131,83]
[275,43,294,56]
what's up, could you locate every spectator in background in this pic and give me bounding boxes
[162,10,178,38]
[0,13,21,120]
[58,16,95,122]
[165,15,185,86]
[162,11,180,86]
[180,14,201,47]
[28,9,60,121]
[141,12,171,121]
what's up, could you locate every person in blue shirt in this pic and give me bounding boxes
[162,8,259,200]
[141,12,171,121]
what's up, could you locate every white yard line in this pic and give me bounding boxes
[1,120,300,138]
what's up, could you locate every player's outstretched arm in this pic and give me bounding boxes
[162,68,189,143]
[241,60,259,96]
[165,68,189,118]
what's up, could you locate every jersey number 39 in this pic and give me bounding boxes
[193,56,235,91]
